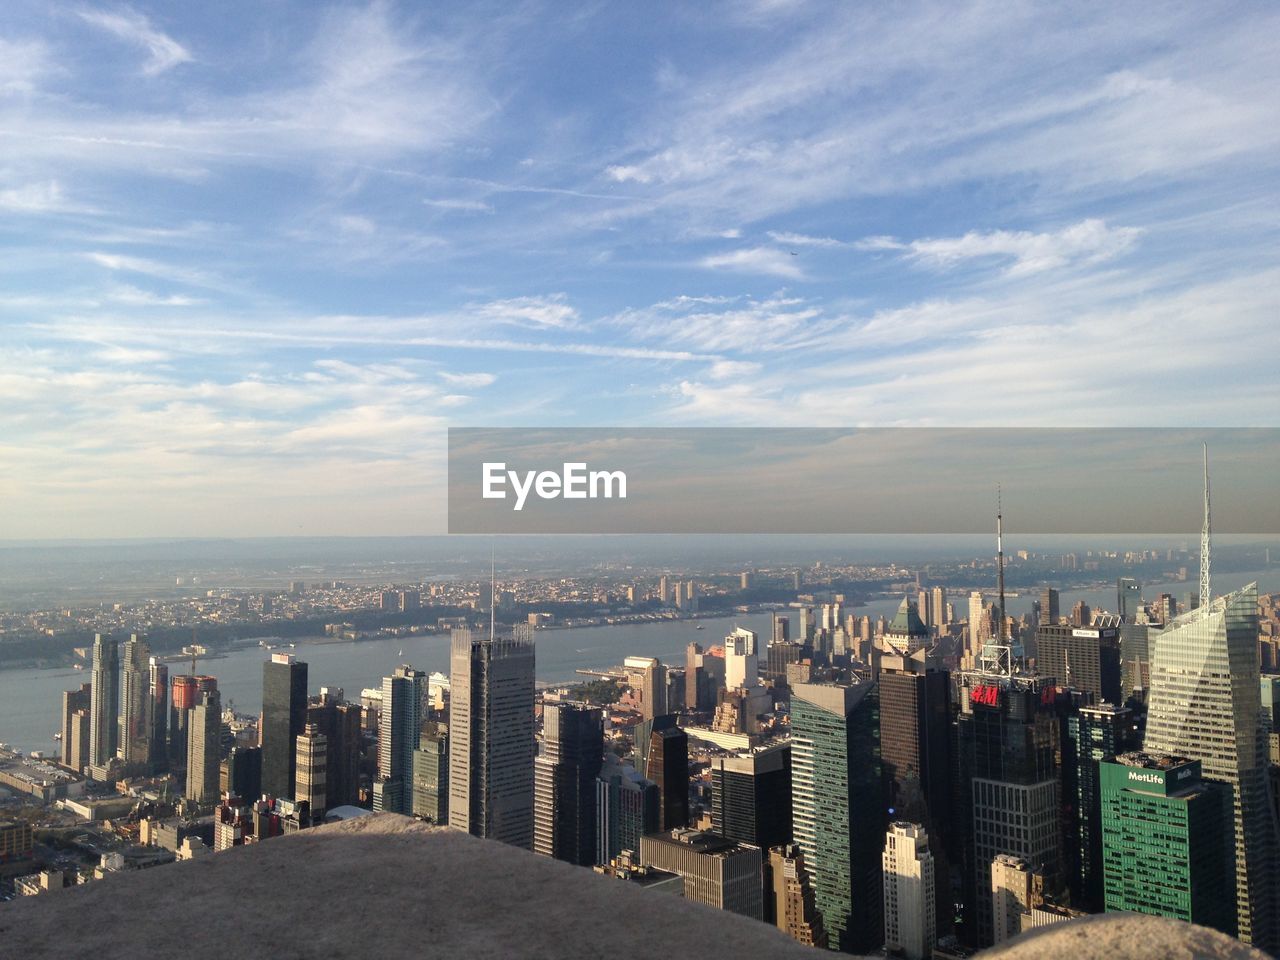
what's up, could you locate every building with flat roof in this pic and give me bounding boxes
[640,828,763,920]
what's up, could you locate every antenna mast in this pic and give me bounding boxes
[996,486,1007,642]
[489,545,496,641]
[1200,443,1212,610]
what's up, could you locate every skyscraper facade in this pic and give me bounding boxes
[89,633,120,769]
[791,680,883,954]
[1035,621,1122,706]
[186,689,222,805]
[1142,583,1278,950]
[639,829,763,920]
[645,718,689,832]
[375,665,427,814]
[412,724,449,823]
[448,624,536,848]
[596,756,659,865]
[261,654,308,801]
[882,822,936,960]
[533,702,604,865]
[1066,702,1136,911]
[148,658,169,772]
[60,683,92,773]
[119,634,151,765]
[710,741,791,850]
[295,722,328,818]
[768,843,828,949]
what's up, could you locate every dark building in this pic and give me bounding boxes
[1039,587,1060,626]
[222,745,263,803]
[1066,703,1137,911]
[1035,621,1122,706]
[60,683,92,772]
[1117,578,1141,622]
[596,756,660,865]
[765,641,809,684]
[261,654,308,800]
[307,694,363,808]
[412,723,449,823]
[168,674,217,774]
[710,740,791,849]
[148,660,168,772]
[533,703,604,866]
[644,716,689,831]
[879,648,952,841]
[954,674,1061,948]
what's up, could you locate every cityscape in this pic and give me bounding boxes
[3,461,1280,957]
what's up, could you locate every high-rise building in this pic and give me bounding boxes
[882,822,936,960]
[990,854,1034,945]
[625,656,667,720]
[791,680,883,954]
[709,741,791,850]
[645,717,689,831]
[89,634,120,769]
[596,756,659,865]
[724,627,759,690]
[295,722,328,819]
[306,694,362,809]
[1143,582,1278,949]
[168,674,216,772]
[261,654,308,801]
[412,723,449,823]
[448,624,536,848]
[1065,703,1137,911]
[534,703,604,865]
[1036,621,1122,706]
[879,648,951,841]
[930,586,947,631]
[118,634,151,765]
[222,745,262,803]
[60,683,92,773]
[640,828,763,919]
[186,689,222,805]
[882,597,930,655]
[1117,577,1142,622]
[1100,753,1233,935]
[375,665,428,814]
[967,592,988,655]
[954,673,1060,948]
[685,642,704,712]
[768,843,827,948]
[148,658,168,772]
[1039,587,1060,626]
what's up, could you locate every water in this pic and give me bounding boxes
[4,567,1276,757]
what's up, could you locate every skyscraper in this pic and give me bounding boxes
[1100,753,1233,935]
[186,689,222,805]
[534,702,604,865]
[306,694,362,809]
[791,680,883,954]
[640,829,763,919]
[148,658,169,772]
[1117,577,1141,622]
[645,718,689,831]
[1143,582,1277,949]
[169,673,216,772]
[412,723,449,823]
[295,722,328,819]
[882,597,930,655]
[261,654,308,801]
[88,633,119,769]
[1039,587,1060,626]
[1066,703,1136,911]
[596,756,659,865]
[119,634,151,765]
[375,665,427,814]
[724,627,759,689]
[1035,621,1122,705]
[60,683,92,772]
[990,854,1034,945]
[879,648,951,841]
[625,656,667,720]
[710,741,792,850]
[223,745,262,803]
[882,822,936,960]
[448,624,536,848]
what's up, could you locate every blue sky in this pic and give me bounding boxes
[1,1,1278,537]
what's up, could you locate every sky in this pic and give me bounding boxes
[1,1,1278,537]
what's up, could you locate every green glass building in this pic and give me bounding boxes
[1099,753,1233,936]
[791,680,883,954]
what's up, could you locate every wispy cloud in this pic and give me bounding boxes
[862,219,1143,276]
[78,7,192,76]
[439,371,496,388]
[767,230,845,248]
[700,247,806,279]
[424,198,494,213]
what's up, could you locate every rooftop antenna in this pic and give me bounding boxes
[996,486,1007,642]
[489,544,496,642]
[1200,443,1212,610]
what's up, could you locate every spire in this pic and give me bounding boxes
[1200,443,1212,610]
[490,545,497,642]
[996,486,1007,642]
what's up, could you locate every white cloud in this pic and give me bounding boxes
[0,180,72,213]
[0,38,51,95]
[700,246,806,279]
[424,198,493,213]
[78,7,193,76]
[439,371,496,388]
[470,294,579,329]
[767,230,844,248]
[614,294,826,353]
[105,285,203,307]
[706,360,763,380]
[82,251,216,287]
[864,219,1143,276]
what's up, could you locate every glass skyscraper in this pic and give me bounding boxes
[1142,583,1278,952]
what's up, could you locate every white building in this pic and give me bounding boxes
[882,822,935,960]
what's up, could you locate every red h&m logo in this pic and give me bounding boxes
[970,685,1000,707]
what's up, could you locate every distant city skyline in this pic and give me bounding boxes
[2,2,1279,537]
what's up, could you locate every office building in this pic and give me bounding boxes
[625,656,667,720]
[186,689,222,805]
[1066,703,1136,911]
[119,634,151,765]
[710,741,791,850]
[1143,582,1278,950]
[1036,621,1122,705]
[222,745,262,803]
[148,659,168,771]
[1100,753,1233,935]
[60,683,92,773]
[768,843,827,948]
[534,703,604,865]
[89,633,120,768]
[640,828,763,920]
[169,674,217,772]
[882,822,936,960]
[883,597,930,655]
[375,665,428,814]
[644,716,689,831]
[791,680,883,954]
[1117,577,1142,622]
[1040,587,1060,626]
[596,756,659,865]
[295,723,327,818]
[990,854,1034,945]
[448,624,536,848]
[412,723,449,823]
[879,648,951,856]
[724,627,759,690]
[261,654,308,801]
[306,694,362,809]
